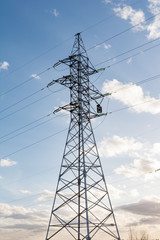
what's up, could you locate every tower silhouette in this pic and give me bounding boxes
[46,33,120,240]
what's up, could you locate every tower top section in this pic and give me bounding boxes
[71,32,88,58]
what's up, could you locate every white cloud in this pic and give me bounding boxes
[114,140,160,178]
[0,202,48,240]
[114,158,158,178]
[20,190,32,194]
[104,43,111,50]
[102,79,160,114]
[104,0,111,4]
[147,0,160,39]
[37,190,54,202]
[117,196,160,217]
[0,176,2,179]
[94,43,101,49]
[95,43,111,50]
[130,189,139,197]
[31,74,40,80]
[148,0,160,15]
[126,57,132,64]
[115,199,160,238]
[54,101,71,124]
[151,142,160,155]
[51,9,59,17]
[108,184,124,199]
[98,130,160,179]
[0,158,17,167]
[0,61,9,70]
[0,203,48,222]
[112,2,160,40]
[113,5,146,31]
[98,135,143,158]
[147,15,160,39]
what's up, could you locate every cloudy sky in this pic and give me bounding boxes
[1,0,160,239]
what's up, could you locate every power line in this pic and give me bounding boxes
[4,36,73,78]
[2,11,159,101]
[2,33,152,115]
[95,37,160,67]
[82,14,114,34]
[0,88,46,114]
[54,38,160,78]
[2,0,142,79]
[0,104,158,188]
[112,73,160,94]
[105,41,160,69]
[52,40,160,89]
[3,37,158,115]
[93,70,105,83]
[82,0,144,34]
[87,11,160,52]
[1,71,160,160]
[94,73,160,117]
[108,98,159,115]
[108,168,160,186]
[2,41,159,138]
[0,92,53,121]
[1,128,68,160]
[0,114,67,144]
[5,121,159,190]
[6,192,44,204]
[0,113,52,140]
[95,74,160,115]
[4,167,159,206]
[1,112,160,202]
[0,87,65,121]
[94,72,160,126]
[1,73,160,159]
[2,36,159,116]
[0,166,56,187]
[0,66,52,97]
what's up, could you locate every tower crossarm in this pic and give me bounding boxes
[53,102,79,114]
[47,75,111,102]
[88,82,111,101]
[47,75,73,88]
[53,54,79,67]
[53,54,105,75]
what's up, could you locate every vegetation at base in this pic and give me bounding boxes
[126,228,159,240]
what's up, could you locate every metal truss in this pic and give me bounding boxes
[45,33,121,240]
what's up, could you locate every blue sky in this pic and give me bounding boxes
[1,0,160,239]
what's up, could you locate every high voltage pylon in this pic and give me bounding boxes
[45,33,121,240]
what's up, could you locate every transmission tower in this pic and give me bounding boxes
[45,33,121,240]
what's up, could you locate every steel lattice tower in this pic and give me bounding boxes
[46,33,121,240]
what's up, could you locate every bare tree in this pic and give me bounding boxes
[140,231,149,240]
[128,229,149,240]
